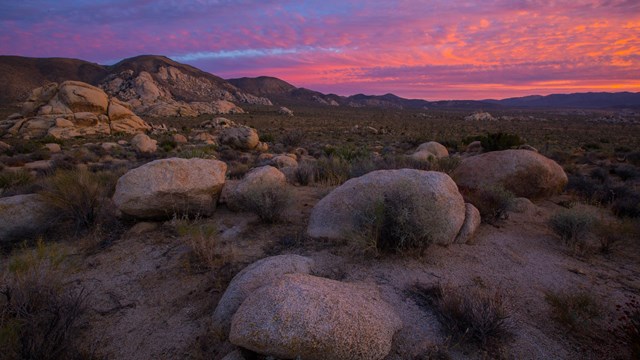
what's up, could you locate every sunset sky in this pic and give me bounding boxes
[1,1,639,100]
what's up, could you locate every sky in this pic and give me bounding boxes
[1,0,639,100]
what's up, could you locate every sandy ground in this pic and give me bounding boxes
[60,186,639,359]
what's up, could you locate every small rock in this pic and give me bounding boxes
[44,143,61,153]
[131,133,157,153]
[172,133,188,144]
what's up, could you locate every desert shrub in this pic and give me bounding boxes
[627,152,640,166]
[0,170,34,191]
[545,291,600,331]
[226,162,250,179]
[583,143,601,151]
[314,156,351,186]
[612,192,640,218]
[594,219,636,253]
[293,161,315,185]
[38,169,112,233]
[240,182,292,223]
[173,218,227,271]
[566,175,619,204]
[260,133,275,143]
[431,156,461,175]
[354,185,441,255]
[159,139,177,152]
[281,129,305,147]
[463,185,515,224]
[589,167,609,182]
[462,132,524,152]
[177,145,217,159]
[611,164,639,181]
[409,284,512,348]
[548,208,595,251]
[0,241,87,360]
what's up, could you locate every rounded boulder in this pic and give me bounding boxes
[452,149,568,199]
[112,158,227,219]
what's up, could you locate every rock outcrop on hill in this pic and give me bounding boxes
[100,55,271,117]
[0,81,151,139]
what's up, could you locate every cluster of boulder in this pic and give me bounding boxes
[214,255,402,360]
[101,65,271,117]
[0,81,151,139]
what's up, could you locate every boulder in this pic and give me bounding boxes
[465,112,496,121]
[454,203,481,244]
[43,143,61,153]
[465,140,483,153]
[278,106,294,116]
[108,98,151,134]
[0,194,53,242]
[223,166,286,211]
[452,149,568,199]
[218,126,259,150]
[307,169,467,245]
[416,141,449,158]
[22,83,59,116]
[213,255,314,337]
[270,154,298,169]
[229,273,402,360]
[58,81,109,113]
[112,158,227,219]
[131,133,157,153]
[172,133,188,144]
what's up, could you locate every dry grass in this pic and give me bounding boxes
[463,185,515,224]
[239,182,292,223]
[545,291,600,334]
[0,240,88,360]
[547,208,595,252]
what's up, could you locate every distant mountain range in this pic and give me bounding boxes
[1,55,639,110]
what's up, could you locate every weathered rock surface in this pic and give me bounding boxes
[452,149,568,199]
[307,169,467,245]
[218,126,259,150]
[222,166,286,211]
[1,81,151,139]
[278,106,294,116]
[465,112,496,121]
[100,58,271,118]
[112,158,227,219]
[229,273,402,360]
[454,203,482,244]
[213,255,314,336]
[0,194,53,242]
[131,133,157,153]
[415,141,449,158]
[270,154,298,169]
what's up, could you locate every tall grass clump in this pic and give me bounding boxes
[409,284,512,349]
[0,240,88,360]
[240,182,292,223]
[547,208,594,251]
[38,169,116,233]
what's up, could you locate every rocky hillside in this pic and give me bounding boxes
[0,55,272,117]
[228,76,340,106]
[0,56,108,105]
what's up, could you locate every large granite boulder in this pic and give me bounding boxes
[212,255,314,337]
[307,169,468,246]
[112,158,227,219]
[229,273,402,360]
[221,166,286,211]
[0,194,53,242]
[452,149,568,199]
[218,126,260,150]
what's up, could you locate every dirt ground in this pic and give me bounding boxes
[52,185,640,360]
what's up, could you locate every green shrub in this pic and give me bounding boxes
[463,132,524,152]
[547,208,594,251]
[281,129,305,147]
[240,183,292,223]
[464,185,515,224]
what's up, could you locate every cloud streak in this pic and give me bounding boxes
[1,0,639,99]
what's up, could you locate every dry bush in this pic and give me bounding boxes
[38,169,116,233]
[0,240,88,360]
[293,161,316,185]
[463,185,515,224]
[409,284,512,349]
[547,208,594,251]
[313,156,351,186]
[545,291,600,332]
[281,129,305,148]
[173,218,227,271]
[0,169,36,197]
[353,185,442,255]
[239,182,292,223]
